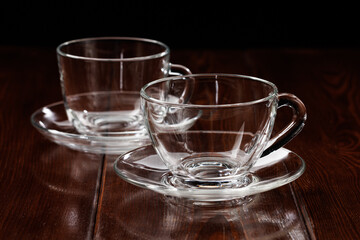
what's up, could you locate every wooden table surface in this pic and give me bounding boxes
[0,46,359,239]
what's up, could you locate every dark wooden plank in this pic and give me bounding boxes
[242,49,360,239]
[0,47,103,239]
[4,46,360,239]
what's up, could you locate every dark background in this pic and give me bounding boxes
[1,1,359,49]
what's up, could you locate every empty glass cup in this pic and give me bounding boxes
[57,37,190,137]
[141,74,306,187]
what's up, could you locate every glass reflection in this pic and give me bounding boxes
[111,185,311,240]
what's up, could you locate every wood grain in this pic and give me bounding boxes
[0,47,103,239]
[1,46,360,239]
[240,49,360,239]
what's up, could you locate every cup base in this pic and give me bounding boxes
[72,112,143,134]
[162,172,257,190]
[65,91,144,136]
[182,157,237,178]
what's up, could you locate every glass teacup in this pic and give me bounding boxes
[57,37,190,137]
[140,74,306,187]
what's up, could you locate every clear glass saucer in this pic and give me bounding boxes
[30,101,150,154]
[114,145,305,202]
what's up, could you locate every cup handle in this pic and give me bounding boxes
[169,63,192,76]
[167,63,193,104]
[261,93,307,157]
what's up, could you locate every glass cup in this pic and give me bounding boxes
[57,37,190,137]
[140,74,306,187]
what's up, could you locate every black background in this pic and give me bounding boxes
[1,1,359,49]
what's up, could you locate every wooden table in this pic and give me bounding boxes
[0,46,359,239]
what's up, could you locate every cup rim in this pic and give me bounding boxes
[140,73,278,108]
[56,36,170,62]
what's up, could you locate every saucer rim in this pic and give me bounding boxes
[114,145,306,200]
[31,101,149,140]
[30,101,150,154]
